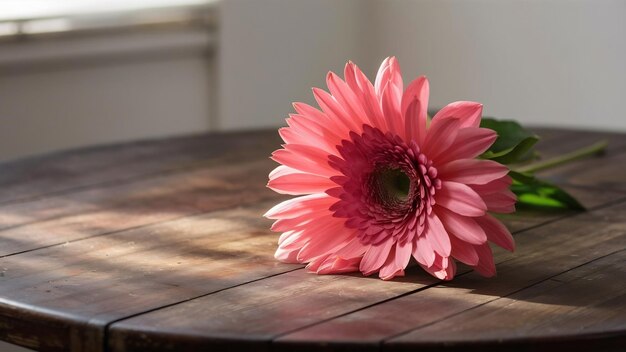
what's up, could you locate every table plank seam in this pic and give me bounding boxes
[0,129,624,208]
[0,131,620,257]
[0,149,273,208]
[265,196,626,348]
[100,265,305,352]
[3,180,623,263]
[1,195,622,351]
[554,182,626,193]
[102,197,625,351]
[268,265,528,348]
[0,179,614,262]
[505,194,626,237]
[0,129,278,207]
[267,272,461,346]
[2,180,615,242]
[0,128,622,352]
[0,193,282,260]
[0,156,254,228]
[379,247,626,348]
[0,145,620,253]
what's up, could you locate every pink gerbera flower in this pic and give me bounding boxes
[265,57,516,280]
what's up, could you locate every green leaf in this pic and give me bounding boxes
[509,171,585,210]
[480,118,539,164]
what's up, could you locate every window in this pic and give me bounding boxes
[0,0,218,37]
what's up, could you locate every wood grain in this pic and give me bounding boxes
[274,201,626,351]
[495,183,626,234]
[531,127,626,158]
[386,249,626,352]
[0,129,279,205]
[0,156,275,232]
[110,200,626,352]
[0,158,283,257]
[0,200,299,352]
[529,128,626,191]
[0,128,621,257]
[0,128,622,352]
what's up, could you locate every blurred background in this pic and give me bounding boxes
[0,1,623,350]
[0,0,625,162]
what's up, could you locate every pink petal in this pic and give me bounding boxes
[424,213,452,257]
[473,243,496,277]
[274,246,300,263]
[482,189,517,213]
[379,265,404,281]
[450,234,480,266]
[277,229,309,252]
[475,214,516,252]
[402,76,429,144]
[347,61,387,130]
[335,236,369,260]
[313,87,360,133]
[278,229,302,246]
[436,206,488,245]
[421,266,447,280]
[437,127,497,164]
[420,254,454,280]
[272,144,337,176]
[412,234,435,267]
[359,239,394,276]
[326,72,369,128]
[331,257,362,274]
[264,193,335,219]
[268,164,297,179]
[374,56,403,99]
[436,181,487,217]
[375,57,404,137]
[444,259,457,280]
[305,253,331,272]
[292,101,327,119]
[470,175,512,195]
[433,101,483,128]
[270,149,324,177]
[278,215,346,260]
[438,159,510,185]
[316,256,361,274]
[272,208,340,234]
[271,215,314,232]
[283,114,342,154]
[279,128,324,158]
[378,243,406,280]
[380,80,404,138]
[423,117,461,161]
[343,61,359,93]
[280,223,350,255]
[298,223,355,262]
[268,169,336,195]
[394,241,413,273]
[374,57,391,95]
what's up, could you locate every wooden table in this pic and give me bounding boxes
[0,128,624,352]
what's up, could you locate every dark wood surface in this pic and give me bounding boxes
[0,128,624,352]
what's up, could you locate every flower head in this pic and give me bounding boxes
[265,57,516,280]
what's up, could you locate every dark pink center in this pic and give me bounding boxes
[328,125,442,246]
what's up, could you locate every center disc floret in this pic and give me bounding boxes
[328,125,441,246]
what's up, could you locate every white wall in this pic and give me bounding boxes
[219,0,626,132]
[1,0,624,161]
[218,0,373,131]
[368,0,626,131]
[0,27,215,161]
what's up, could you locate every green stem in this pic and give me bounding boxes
[515,140,608,174]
